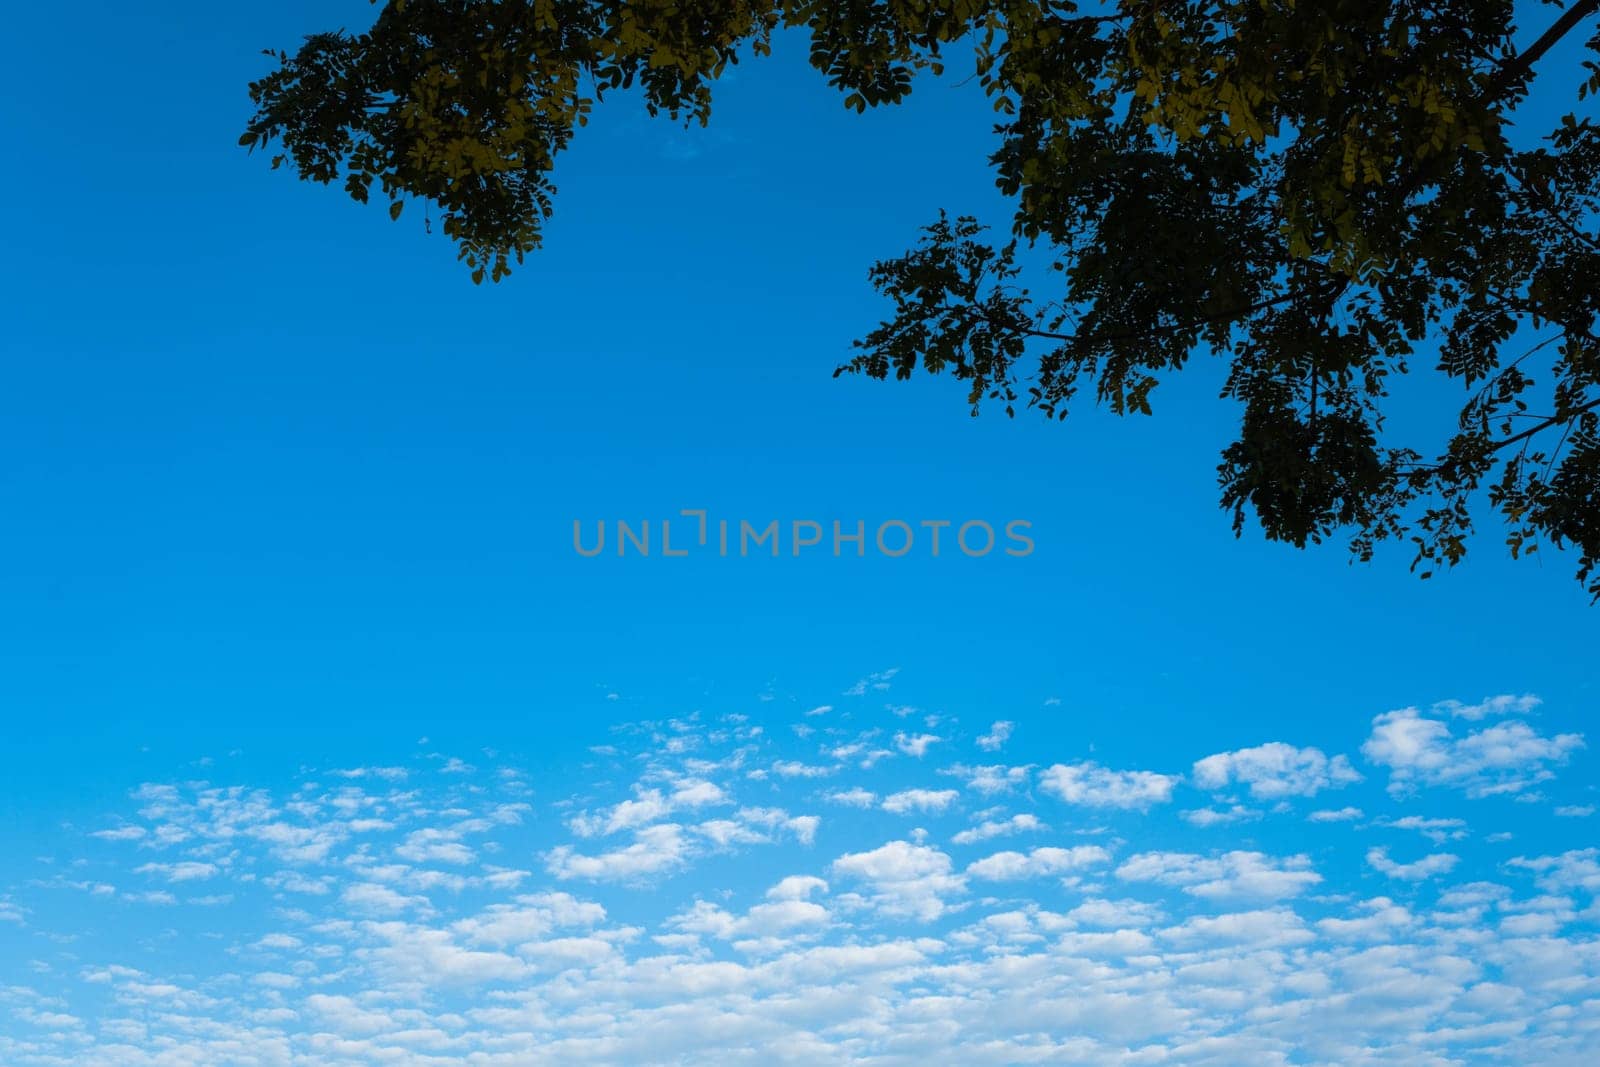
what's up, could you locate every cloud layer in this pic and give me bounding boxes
[0,689,1595,1065]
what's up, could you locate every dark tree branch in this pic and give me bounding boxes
[1490,0,1600,95]
[1488,396,1600,453]
[976,286,1327,346]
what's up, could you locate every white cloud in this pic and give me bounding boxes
[545,824,690,883]
[767,876,829,901]
[1506,848,1600,893]
[831,841,964,921]
[976,721,1014,752]
[340,882,430,915]
[1116,851,1321,902]
[1433,694,1542,720]
[823,788,877,808]
[1192,742,1361,799]
[1039,761,1178,809]
[881,789,959,815]
[769,760,836,779]
[669,897,831,941]
[133,861,218,883]
[893,732,941,758]
[21,693,1600,1066]
[670,778,727,807]
[395,829,475,864]
[89,826,146,842]
[947,763,1033,795]
[1365,846,1459,881]
[332,766,409,781]
[951,813,1045,845]
[1379,815,1467,843]
[966,846,1110,881]
[1363,702,1582,798]
[1181,805,1259,827]
[843,668,899,696]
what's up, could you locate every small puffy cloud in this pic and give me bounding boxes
[767,876,829,901]
[824,788,877,808]
[545,824,689,883]
[669,898,830,941]
[894,733,941,758]
[1505,849,1600,893]
[1433,694,1542,720]
[1192,742,1361,799]
[1039,761,1177,810]
[831,841,964,921]
[1158,907,1315,950]
[1380,816,1467,844]
[1363,704,1583,798]
[951,813,1045,845]
[770,761,836,779]
[340,882,429,915]
[1116,851,1321,902]
[1181,805,1259,827]
[1308,807,1364,823]
[1313,897,1417,942]
[976,722,1014,752]
[669,779,727,808]
[882,789,959,815]
[947,764,1033,796]
[331,766,408,782]
[843,669,898,696]
[395,829,475,865]
[1366,847,1459,882]
[569,788,672,838]
[966,846,1110,881]
[453,893,607,948]
[786,815,820,846]
[253,933,303,951]
[1554,805,1594,818]
[89,826,146,842]
[133,862,218,883]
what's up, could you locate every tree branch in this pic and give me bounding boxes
[1404,395,1600,475]
[977,286,1322,346]
[1487,395,1600,454]
[1490,0,1600,95]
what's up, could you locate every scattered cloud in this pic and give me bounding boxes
[1365,846,1460,881]
[951,813,1046,845]
[966,846,1110,881]
[843,668,899,697]
[1116,850,1322,902]
[1039,761,1178,810]
[976,721,1014,752]
[1192,742,1361,799]
[881,789,959,815]
[3,690,1594,1066]
[1308,807,1364,823]
[1363,698,1582,798]
[894,732,941,758]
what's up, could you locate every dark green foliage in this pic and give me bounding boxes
[244,0,1600,595]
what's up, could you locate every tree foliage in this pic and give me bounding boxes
[243,0,1600,594]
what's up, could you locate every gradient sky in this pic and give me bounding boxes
[1,2,1597,1063]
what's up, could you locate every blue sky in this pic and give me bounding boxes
[1,1,1598,1063]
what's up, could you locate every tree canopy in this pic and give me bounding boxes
[242,0,1600,595]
